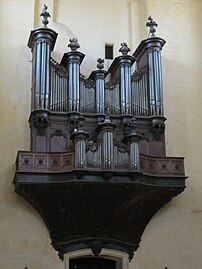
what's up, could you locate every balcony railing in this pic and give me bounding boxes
[16,150,185,177]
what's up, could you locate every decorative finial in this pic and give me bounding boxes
[104,105,110,120]
[97,58,104,70]
[40,4,50,27]
[146,15,158,37]
[119,42,130,55]
[68,38,80,51]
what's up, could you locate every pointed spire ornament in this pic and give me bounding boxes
[68,38,80,51]
[119,42,130,55]
[146,16,158,37]
[40,4,50,27]
[97,58,104,70]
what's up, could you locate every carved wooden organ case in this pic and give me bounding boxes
[14,10,187,261]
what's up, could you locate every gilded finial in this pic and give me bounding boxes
[146,16,158,37]
[97,58,104,70]
[68,38,80,51]
[119,42,130,55]
[40,4,50,27]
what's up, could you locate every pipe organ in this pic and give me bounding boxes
[14,6,187,261]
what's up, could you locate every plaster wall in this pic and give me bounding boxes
[0,0,202,268]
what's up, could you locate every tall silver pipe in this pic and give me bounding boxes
[76,63,80,111]
[35,42,42,109]
[28,27,58,111]
[71,130,89,169]
[96,79,100,112]
[120,66,126,114]
[122,131,142,171]
[148,51,155,116]
[73,62,77,110]
[89,62,108,115]
[107,43,135,115]
[157,51,163,115]
[95,117,116,170]
[130,142,140,170]
[60,39,85,112]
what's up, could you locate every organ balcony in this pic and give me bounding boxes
[14,6,187,261]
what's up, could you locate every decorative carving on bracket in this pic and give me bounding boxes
[122,116,137,136]
[113,139,128,153]
[86,140,100,152]
[131,70,143,82]
[33,117,49,136]
[150,117,165,141]
[29,110,50,137]
[51,58,68,78]
[67,112,86,134]
[50,129,67,138]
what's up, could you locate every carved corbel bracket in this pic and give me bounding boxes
[122,115,137,136]
[67,112,86,134]
[149,116,166,141]
[29,110,50,136]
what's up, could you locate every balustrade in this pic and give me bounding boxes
[16,150,185,176]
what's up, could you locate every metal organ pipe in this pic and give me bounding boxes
[122,129,142,171]
[28,27,57,111]
[102,130,114,169]
[95,117,117,170]
[108,43,135,115]
[130,141,140,170]
[148,49,164,116]
[89,60,108,115]
[145,38,165,116]
[71,131,89,169]
[60,39,85,112]
[35,39,50,109]
[67,56,83,111]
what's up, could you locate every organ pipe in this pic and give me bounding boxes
[95,116,117,170]
[89,59,108,114]
[60,38,85,112]
[108,43,135,115]
[133,36,165,117]
[71,130,89,169]
[122,130,142,171]
[28,27,58,110]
